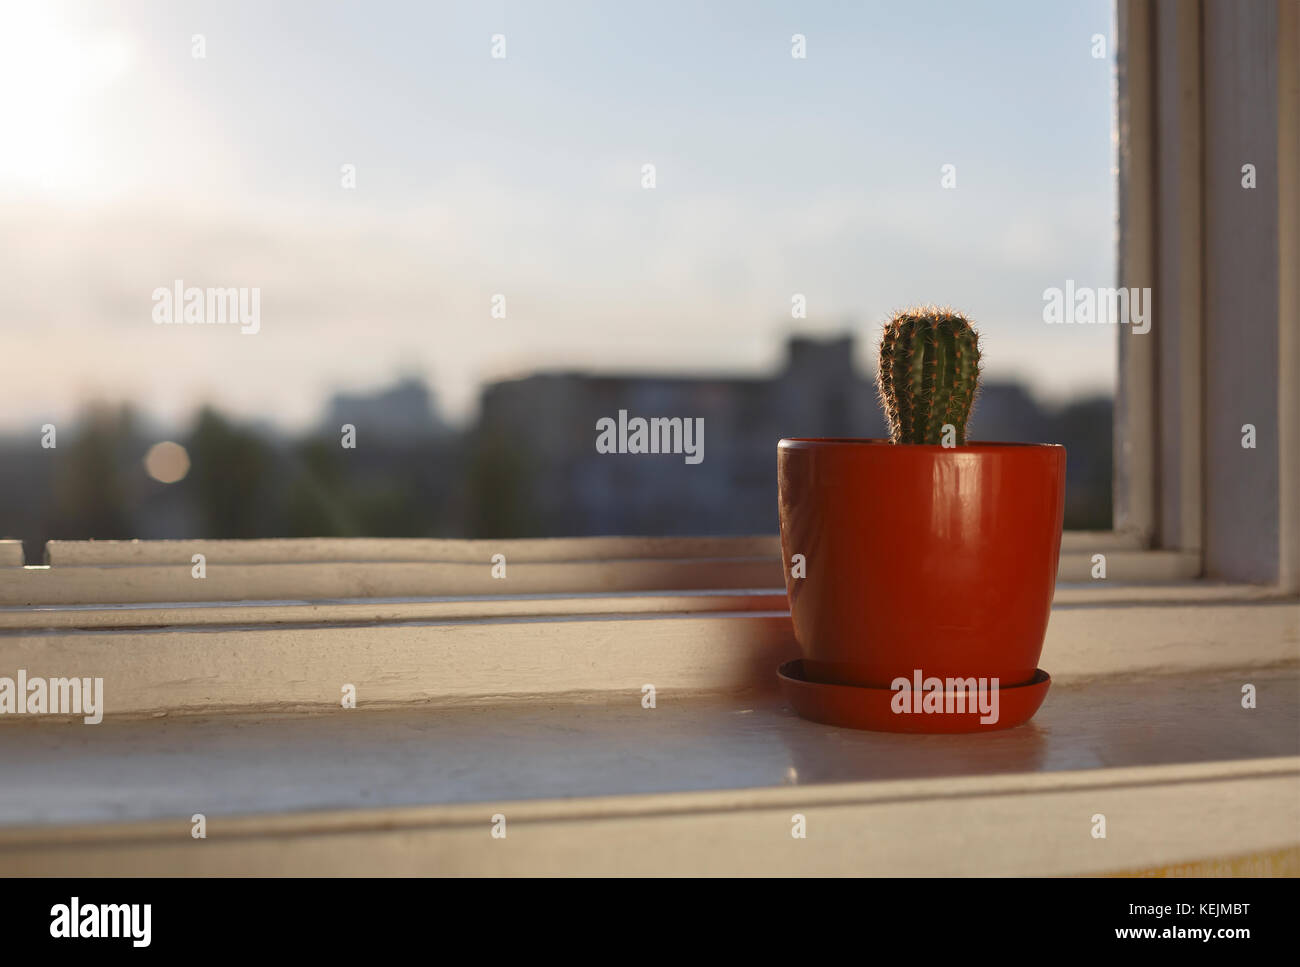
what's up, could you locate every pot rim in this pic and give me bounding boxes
[779,437,1063,452]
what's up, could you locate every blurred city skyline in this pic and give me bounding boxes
[0,332,1113,559]
[2,0,1116,435]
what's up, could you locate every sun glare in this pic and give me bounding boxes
[0,4,133,193]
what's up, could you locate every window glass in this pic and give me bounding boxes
[0,0,1116,554]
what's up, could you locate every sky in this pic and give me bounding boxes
[0,0,1117,433]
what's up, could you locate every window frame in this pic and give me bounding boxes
[2,10,1291,598]
[1116,0,1300,590]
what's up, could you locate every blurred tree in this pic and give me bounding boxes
[464,430,538,538]
[184,407,275,538]
[46,403,136,546]
[281,438,361,536]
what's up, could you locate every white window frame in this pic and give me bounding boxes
[1116,0,1300,590]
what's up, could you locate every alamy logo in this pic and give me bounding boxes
[0,669,103,724]
[151,279,260,334]
[890,670,1000,724]
[50,898,151,947]
[595,410,704,464]
[1042,280,1150,334]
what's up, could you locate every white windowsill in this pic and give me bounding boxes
[0,670,1295,876]
[0,536,1295,875]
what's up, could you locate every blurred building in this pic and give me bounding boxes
[322,378,448,444]
[469,333,1112,537]
[474,336,864,536]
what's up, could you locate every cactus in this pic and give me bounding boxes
[877,307,981,445]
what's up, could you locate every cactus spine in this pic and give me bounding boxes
[877,307,981,445]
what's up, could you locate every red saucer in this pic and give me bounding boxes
[777,660,1050,733]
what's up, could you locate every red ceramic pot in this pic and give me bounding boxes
[777,439,1066,689]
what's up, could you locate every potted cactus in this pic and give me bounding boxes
[776,307,1065,732]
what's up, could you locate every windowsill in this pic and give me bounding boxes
[0,668,1296,875]
[0,532,1200,607]
[0,580,1293,716]
[0,537,1295,874]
